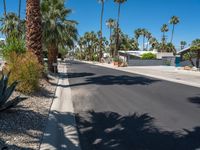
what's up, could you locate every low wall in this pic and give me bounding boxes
[180,58,196,66]
[128,59,164,66]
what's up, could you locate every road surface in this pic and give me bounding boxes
[67,61,200,150]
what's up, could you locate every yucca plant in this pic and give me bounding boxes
[0,72,23,112]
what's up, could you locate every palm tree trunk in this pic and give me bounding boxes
[110,27,112,57]
[18,0,21,19]
[196,51,200,68]
[48,45,58,73]
[146,39,149,51]
[99,1,104,62]
[162,32,165,44]
[3,0,6,16]
[18,0,21,38]
[115,3,121,56]
[170,24,175,43]
[26,0,43,64]
[143,35,145,51]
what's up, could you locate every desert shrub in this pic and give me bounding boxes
[141,53,156,60]
[4,52,43,94]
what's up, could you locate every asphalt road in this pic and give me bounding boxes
[67,61,200,150]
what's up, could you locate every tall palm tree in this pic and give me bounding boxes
[41,0,78,72]
[26,0,43,64]
[114,0,127,56]
[3,0,6,16]
[98,0,106,61]
[106,18,116,56]
[170,16,180,43]
[161,24,169,44]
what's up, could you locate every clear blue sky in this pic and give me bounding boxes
[0,0,200,48]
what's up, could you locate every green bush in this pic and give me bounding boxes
[4,52,43,94]
[92,54,99,61]
[113,57,123,62]
[141,53,156,60]
[2,36,26,58]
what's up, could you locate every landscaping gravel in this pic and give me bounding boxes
[0,76,58,150]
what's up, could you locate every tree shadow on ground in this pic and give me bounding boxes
[67,72,95,79]
[188,96,200,107]
[57,74,160,88]
[40,111,80,150]
[31,86,56,99]
[0,108,48,149]
[76,111,200,150]
[85,75,160,86]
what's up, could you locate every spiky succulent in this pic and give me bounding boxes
[0,72,23,111]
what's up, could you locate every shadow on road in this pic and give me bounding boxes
[67,72,95,79]
[188,96,200,108]
[57,74,160,88]
[85,75,160,86]
[76,111,200,150]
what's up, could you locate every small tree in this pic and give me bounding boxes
[183,39,200,68]
[141,53,156,60]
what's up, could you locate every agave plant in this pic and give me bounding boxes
[0,72,23,112]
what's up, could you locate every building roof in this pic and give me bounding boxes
[177,47,191,54]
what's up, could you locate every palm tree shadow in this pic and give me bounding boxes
[76,111,200,150]
[188,96,200,107]
[40,111,80,150]
[85,75,160,86]
[64,75,161,89]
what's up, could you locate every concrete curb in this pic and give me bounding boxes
[78,60,200,88]
[40,63,81,150]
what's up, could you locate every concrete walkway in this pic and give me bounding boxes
[79,60,200,88]
[40,63,81,150]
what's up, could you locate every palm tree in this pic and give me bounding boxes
[0,13,19,38]
[41,0,78,72]
[114,0,127,56]
[149,37,158,49]
[145,31,152,50]
[106,18,116,56]
[3,0,6,16]
[134,28,141,44]
[170,16,180,43]
[180,41,187,49]
[98,0,106,61]
[161,24,168,44]
[26,0,43,64]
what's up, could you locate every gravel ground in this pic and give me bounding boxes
[0,75,58,150]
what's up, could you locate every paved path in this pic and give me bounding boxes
[68,61,200,150]
[40,63,81,150]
